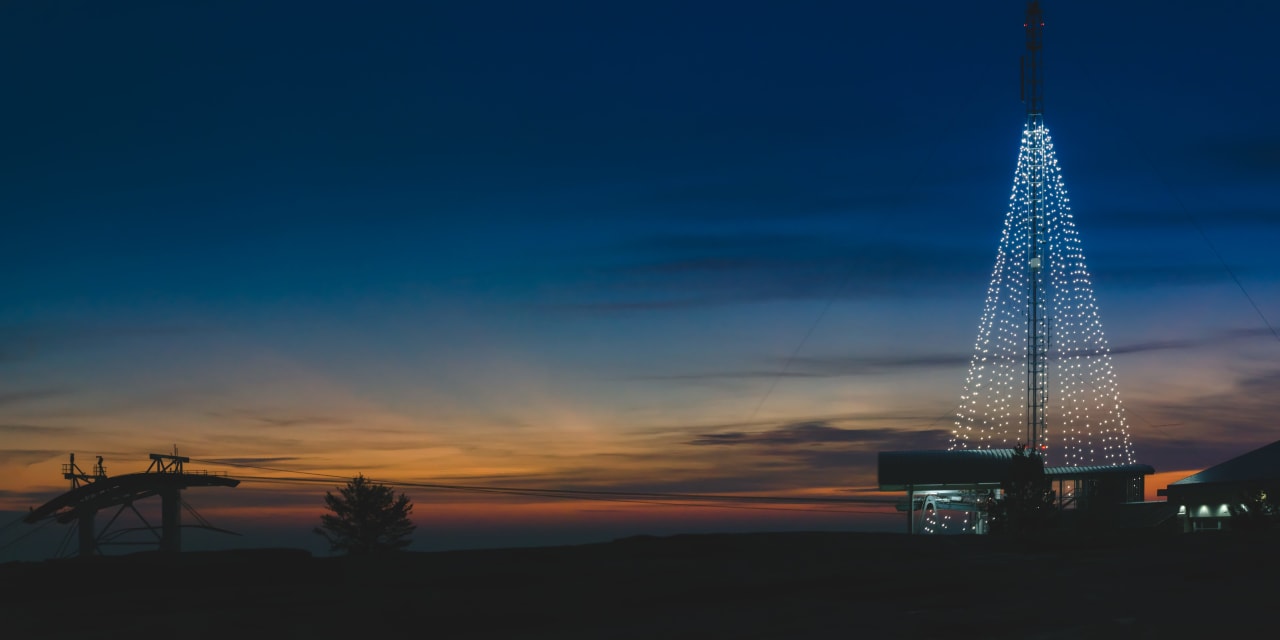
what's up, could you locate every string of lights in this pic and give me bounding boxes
[920,508,976,535]
[950,122,1136,467]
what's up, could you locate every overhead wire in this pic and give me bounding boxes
[744,77,1002,425]
[1170,198,1279,344]
[1055,49,1278,346]
[189,459,894,503]
[0,517,55,554]
[188,458,900,517]
[230,474,892,516]
[0,456,900,562]
[745,179,910,422]
[0,511,31,535]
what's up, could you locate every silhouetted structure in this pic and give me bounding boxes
[24,453,240,557]
[876,1,1156,535]
[878,449,1153,534]
[1159,440,1280,532]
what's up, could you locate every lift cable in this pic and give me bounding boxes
[191,458,894,505]
[0,512,31,536]
[228,474,894,516]
[743,80,999,424]
[187,458,897,510]
[0,517,55,554]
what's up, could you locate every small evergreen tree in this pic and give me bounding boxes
[315,474,415,554]
[988,445,1057,535]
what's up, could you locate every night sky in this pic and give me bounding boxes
[2,1,1278,557]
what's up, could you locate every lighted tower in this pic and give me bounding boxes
[949,2,1136,466]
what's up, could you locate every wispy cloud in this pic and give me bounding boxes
[640,328,1274,382]
[200,433,308,451]
[779,354,969,376]
[1191,137,1280,178]
[635,353,968,381]
[1132,366,1280,470]
[690,422,905,446]
[201,456,304,466]
[0,389,70,407]
[558,235,989,311]
[636,411,953,438]
[0,424,82,435]
[207,411,354,428]
[0,450,65,466]
[255,416,352,427]
[1091,207,1280,231]
[197,431,434,459]
[630,178,910,222]
[1092,263,1250,289]
[1109,328,1274,356]
[688,420,949,450]
[0,323,210,363]
[0,488,68,503]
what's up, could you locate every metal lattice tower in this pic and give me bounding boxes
[25,452,240,557]
[1023,1,1047,455]
[950,2,1136,467]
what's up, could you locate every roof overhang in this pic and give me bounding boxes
[878,449,1155,492]
[878,450,1014,491]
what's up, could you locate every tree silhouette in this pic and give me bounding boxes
[315,474,415,554]
[987,445,1057,535]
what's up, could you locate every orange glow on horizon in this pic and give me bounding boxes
[1145,469,1200,502]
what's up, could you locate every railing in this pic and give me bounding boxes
[144,468,230,477]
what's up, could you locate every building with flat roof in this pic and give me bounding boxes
[878,449,1158,534]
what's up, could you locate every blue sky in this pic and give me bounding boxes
[2,1,1278,557]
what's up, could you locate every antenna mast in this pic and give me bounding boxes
[1022,1,1047,454]
[1021,2,1045,121]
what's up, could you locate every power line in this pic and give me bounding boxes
[0,512,31,536]
[0,517,54,554]
[189,459,899,515]
[1130,137,1279,343]
[190,459,893,502]
[1,456,899,555]
[231,474,894,516]
[1181,213,1280,344]
[1058,51,1279,346]
[744,81,999,424]
[189,458,352,480]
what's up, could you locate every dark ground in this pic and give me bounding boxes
[2,529,1276,639]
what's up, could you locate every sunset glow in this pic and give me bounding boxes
[2,1,1278,559]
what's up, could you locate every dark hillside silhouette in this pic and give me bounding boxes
[2,530,1276,638]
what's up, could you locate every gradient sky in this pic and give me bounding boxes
[3,1,1278,558]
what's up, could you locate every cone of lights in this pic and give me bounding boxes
[950,122,1135,467]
